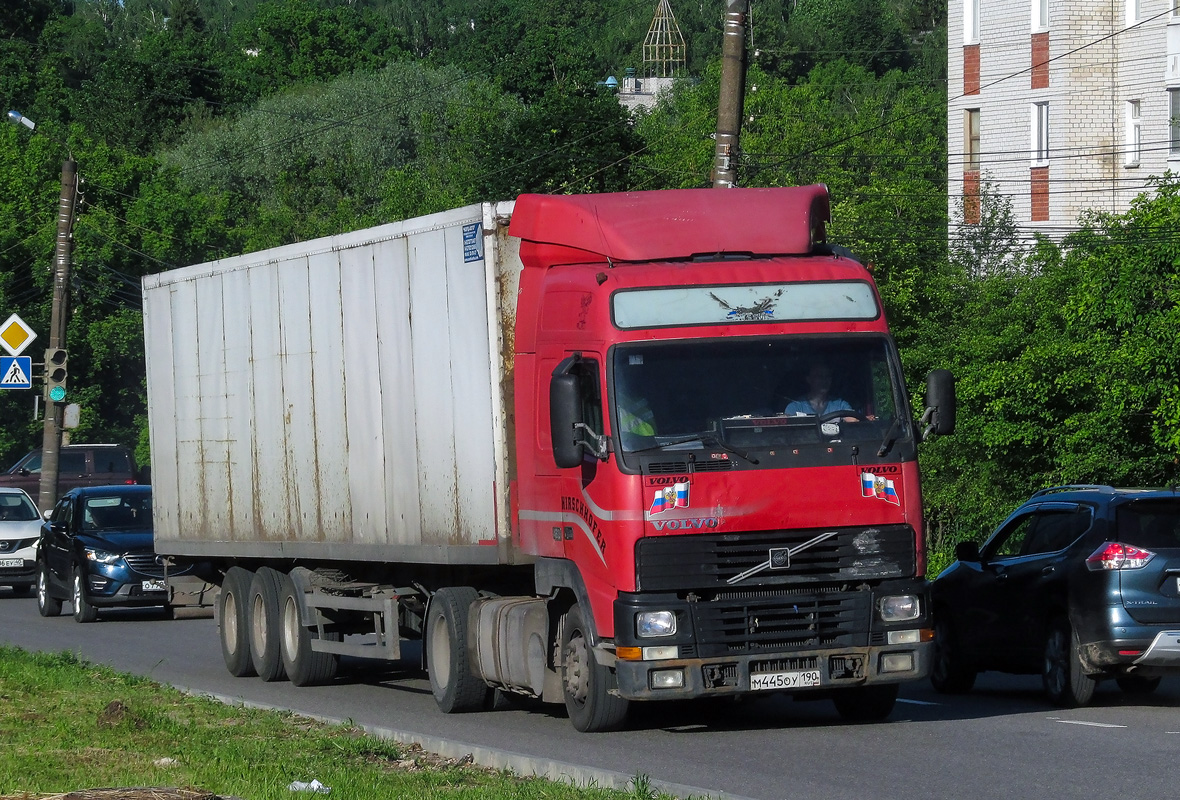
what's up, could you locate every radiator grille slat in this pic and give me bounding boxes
[691,590,871,656]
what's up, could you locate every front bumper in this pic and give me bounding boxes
[0,558,36,586]
[613,640,932,700]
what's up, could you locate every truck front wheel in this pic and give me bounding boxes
[426,586,489,713]
[280,576,339,687]
[219,567,256,677]
[560,604,629,732]
[248,567,288,682]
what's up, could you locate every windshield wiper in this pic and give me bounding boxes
[627,432,759,465]
[876,417,903,458]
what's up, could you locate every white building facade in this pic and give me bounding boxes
[948,0,1180,237]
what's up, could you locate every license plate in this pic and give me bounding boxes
[0,558,22,568]
[142,579,166,592]
[750,669,822,691]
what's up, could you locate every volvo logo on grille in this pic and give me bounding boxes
[769,548,790,569]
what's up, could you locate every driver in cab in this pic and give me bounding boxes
[785,363,861,422]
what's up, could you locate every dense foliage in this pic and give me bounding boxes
[1,0,1177,571]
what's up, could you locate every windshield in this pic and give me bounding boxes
[612,335,908,456]
[0,493,38,521]
[82,495,152,532]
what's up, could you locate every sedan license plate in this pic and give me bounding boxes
[0,558,22,568]
[750,669,822,691]
[142,579,166,592]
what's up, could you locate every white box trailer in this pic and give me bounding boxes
[143,202,521,567]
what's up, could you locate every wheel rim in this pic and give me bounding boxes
[429,613,451,691]
[564,629,590,707]
[37,567,47,607]
[223,591,238,656]
[282,596,300,660]
[251,592,267,655]
[1045,627,1068,696]
[73,572,82,610]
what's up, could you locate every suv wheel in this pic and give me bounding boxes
[72,566,98,623]
[930,617,977,694]
[1043,617,1095,707]
[37,561,62,617]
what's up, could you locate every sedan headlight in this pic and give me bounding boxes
[878,594,921,622]
[636,610,677,638]
[84,547,121,564]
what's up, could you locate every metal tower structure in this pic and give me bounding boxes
[643,0,686,78]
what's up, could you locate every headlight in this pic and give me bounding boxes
[84,548,121,564]
[878,594,921,622]
[636,610,677,638]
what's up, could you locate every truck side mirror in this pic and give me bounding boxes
[921,369,956,438]
[954,540,981,563]
[550,374,585,469]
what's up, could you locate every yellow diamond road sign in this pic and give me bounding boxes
[0,314,36,357]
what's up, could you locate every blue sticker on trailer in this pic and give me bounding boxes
[0,356,32,389]
[462,222,484,262]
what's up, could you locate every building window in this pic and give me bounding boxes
[1032,102,1049,163]
[1032,0,1048,30]
[1171,89,1180,156]
[1126,100,1142,166]
[966,109,981,170]
[1127,0,1140,24]
[965,0,980,43]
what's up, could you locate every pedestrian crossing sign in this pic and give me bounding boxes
[0,356,32,389]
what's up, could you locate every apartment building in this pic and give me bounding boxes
[948,0,1180,237]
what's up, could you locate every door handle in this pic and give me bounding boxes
[1041,566,1055,576]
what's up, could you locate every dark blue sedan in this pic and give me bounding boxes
[36,485,192,622]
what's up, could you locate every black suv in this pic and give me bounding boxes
[930,485,1180,707]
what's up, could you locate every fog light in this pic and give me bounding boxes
[879,652,914,673]
[878,595,921,622]
[650,669,685,689]
[642,645,679,661]
[636,610,677,638]
[887,629,921,645]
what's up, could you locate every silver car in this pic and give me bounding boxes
[0,487,41,595]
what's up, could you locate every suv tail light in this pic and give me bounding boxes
[1086,542,1155,571]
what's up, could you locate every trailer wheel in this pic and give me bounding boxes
[831,683,898,722]
[248,567,288,682]
[426,586,488,713]
[219,567,256,677]
[279,575,339,687]
[560,604,629,732]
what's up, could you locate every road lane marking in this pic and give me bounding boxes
[896,698,939,706]
[1054,720,1126,728]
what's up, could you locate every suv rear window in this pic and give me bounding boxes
[1117,501,1180,549]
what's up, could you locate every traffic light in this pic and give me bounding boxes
[45,348,67,402]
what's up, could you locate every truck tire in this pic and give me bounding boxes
[37,560,62,617]
[560,603,629,732]
[930,617,977,694]
[426,586,489,713]
[279,575,339,687]
[248,567,288,682]
[1043,617,1096,708]
[219,567,256,677]
[832,683,898,721]
[72,566,98,623]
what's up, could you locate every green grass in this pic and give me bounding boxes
[0,646,669,800]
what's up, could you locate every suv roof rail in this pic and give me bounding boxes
[1030,484,1117,498]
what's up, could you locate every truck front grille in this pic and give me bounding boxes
[636,525,914,591]
[691,589,870,656]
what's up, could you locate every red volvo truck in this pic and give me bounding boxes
[143,185,954,732]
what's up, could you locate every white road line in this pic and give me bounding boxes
[896,698,940,706]
[1054,720,1127,728]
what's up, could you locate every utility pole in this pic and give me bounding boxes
[712,0,749,188]
[37,157,77,511]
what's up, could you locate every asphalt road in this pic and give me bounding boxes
[1,588,1177,800]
